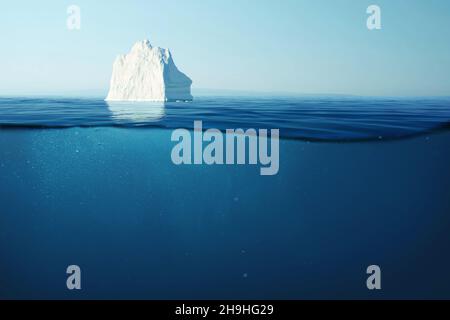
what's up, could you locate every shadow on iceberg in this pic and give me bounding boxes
[106,101,165,123]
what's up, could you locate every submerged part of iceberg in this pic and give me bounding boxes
[105,40,193,102]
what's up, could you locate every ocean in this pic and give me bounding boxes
[0,96,449,299]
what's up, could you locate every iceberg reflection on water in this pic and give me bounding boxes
[106,101,165,123]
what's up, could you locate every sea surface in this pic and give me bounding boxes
[1,96,450,140]
[0,96,450,299]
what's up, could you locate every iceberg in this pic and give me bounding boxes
[105,40,193,102]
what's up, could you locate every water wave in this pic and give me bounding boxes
[0,96,449,140]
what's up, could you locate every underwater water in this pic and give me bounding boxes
[0,96,450,299]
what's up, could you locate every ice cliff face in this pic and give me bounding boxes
[105,40,193,102]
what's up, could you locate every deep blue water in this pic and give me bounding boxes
[0,97,450,299]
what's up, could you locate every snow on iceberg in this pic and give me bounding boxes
[105,40,193,102]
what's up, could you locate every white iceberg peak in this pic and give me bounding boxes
[105,40,193,102]
[131,39,153,52]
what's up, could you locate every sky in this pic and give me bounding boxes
[0,0,449,96]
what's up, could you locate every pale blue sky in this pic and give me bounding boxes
[0,0,449,96]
